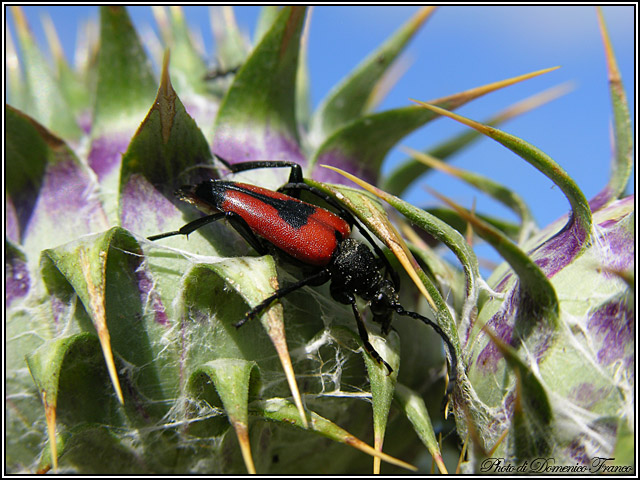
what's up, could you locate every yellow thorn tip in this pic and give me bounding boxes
[234,422,257,474]
[43,393,58,471]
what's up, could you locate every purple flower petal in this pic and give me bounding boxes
[6,197,19,243]
[529,214,588,278]
[22,159,108,249]
[587,298,634,369]
[474,288,517,373]
[49,295,67,326]
[589,185,614,212]
[135,265,169,326]
[494,273,513,294]
[120,173,179,235]
[569,382,610,410]
[77,110,92,135]
[88,132,132,181]
[212,124,306,167]
[597,224,634,275]
[311,148,378,185]
[6,252,29,308]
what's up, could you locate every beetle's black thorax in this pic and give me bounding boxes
[192,180,232,210]
[329,238,384,301]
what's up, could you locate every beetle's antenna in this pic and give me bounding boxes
[395,306,457,396]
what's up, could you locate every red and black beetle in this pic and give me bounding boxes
[149,156,457,389]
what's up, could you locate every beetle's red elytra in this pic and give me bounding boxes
[181,181,351,266]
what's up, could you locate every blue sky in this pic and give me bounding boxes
[7,6,636,268]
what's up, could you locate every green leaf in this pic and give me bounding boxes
[189,359,260,426]
[186,369,231,438]
[26,332,119,471]
[250,398,417,471]
[424,207,521,242]
[9,6,82,140]
[382,84,572,196]
[210,6,249,72]
[383,127,486,197]
[41,13,91,117]
[254,6,281,44]
[394,383,446,473]
[26,333,117,426]
[163,6,209,96]
[6,250,71,472]
[591,8,633,209]
[6,26,28,112]
[611,418,634,468]
[38,424,151,474]
[486,330,553,461]
[211,257,309,428]
[363,331,400,474]
[311,66,559,185]
[88,6,158,218]
[465,196,633,465]
[119,51,215,248]
[6,106,108,254]
[295,10,312,131]
[6,105,46,239]
[41,227,176,411]
[176,261,274,361]
[92,6,157,136]
[312,106,436,185]
[189,359,261,473]
[430,189,559,333]
[178,256,309,429]
[415,101,592,250]
[406,240,467,316]
[213,7,307,167]
[310,7,434,144]
[403,147,536,242]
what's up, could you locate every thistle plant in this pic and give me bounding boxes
[6,6,634,474]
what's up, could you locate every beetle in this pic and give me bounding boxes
[149,156,457,390]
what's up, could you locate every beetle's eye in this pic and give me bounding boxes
[370,299,385,317]
[371,291,391,316]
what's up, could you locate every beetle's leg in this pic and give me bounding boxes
[342,291,393,375]
[234,269,331,328]
[213,155,304,185]
[279,181,401,290]
[330,285,393,375]
[224,212,269,255]
[148,211,269,256]
[148,212,227,241]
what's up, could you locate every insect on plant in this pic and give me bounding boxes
[149,157,458,391]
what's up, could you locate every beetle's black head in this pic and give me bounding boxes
[175,184,197,202]
[175,181,221,215]
[330,238,400,323]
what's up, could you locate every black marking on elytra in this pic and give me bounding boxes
[194,181,317,230]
